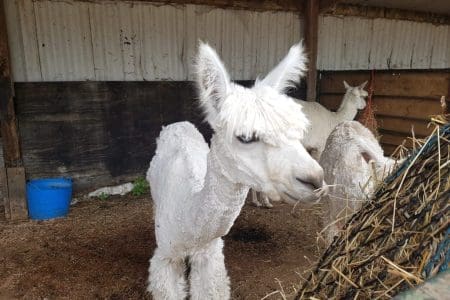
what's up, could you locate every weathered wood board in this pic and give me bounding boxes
[318,70,449,155]
[0,166,8,219]
[320,71,449,98]
[5,167,27,220]
[15,81,305,192]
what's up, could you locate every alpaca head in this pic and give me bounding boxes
[195,42,326,203]
[343,81,368,110]
[322,121,398,192]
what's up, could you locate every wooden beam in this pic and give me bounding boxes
[0,0,27,220]
[79,0,303,12]
[319,0,339,13]
[0,166,8,219]
[304,0,319,101]
[6,167,27,220]
[0,0,21,167]
[327,3,450,25]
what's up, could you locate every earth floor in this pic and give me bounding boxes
[0,194,325,299]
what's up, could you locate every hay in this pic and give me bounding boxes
[357,70,379,138]
[296,120,450,300]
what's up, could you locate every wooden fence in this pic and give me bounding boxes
[318,70,449,155]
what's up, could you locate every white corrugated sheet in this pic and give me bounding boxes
[318,15,450,70]
[5,1,449,80]
[5,0,302,82]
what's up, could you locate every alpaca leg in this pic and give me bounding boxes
[261,194,273,208]
[189,238,230,300]
[148,247,188,300]
[251,189,262,207]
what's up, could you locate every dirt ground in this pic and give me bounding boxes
[0,195,325,300]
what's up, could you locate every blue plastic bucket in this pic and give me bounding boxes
[26,177,73,220]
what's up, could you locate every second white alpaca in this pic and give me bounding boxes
[300,81,368,160]
[147,42,328,300]
[319,121,400,244]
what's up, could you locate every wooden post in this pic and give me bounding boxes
[0,0,27,220]
[304,0,319,101]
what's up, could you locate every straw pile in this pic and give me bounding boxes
[296,120,449,300]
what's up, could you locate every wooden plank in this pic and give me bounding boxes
[320,71,449,98]
[320,72,371,94]
[377,116,432,137]
[0,166,8,219]
[374,97,443,120]
[330,3,450,25]
[318,94,343,111]
[382,144,399,156]
[1,0,27,220]
[319,0,340,13]
[0,0,22,167]
[15,82,186,191]
[6,167,27,220]
[14,81,247,192]
[304,0,319,101]
[319,94,444,120]
[379,133,415,149]
[0,138,6,219]
[85,0,303,12]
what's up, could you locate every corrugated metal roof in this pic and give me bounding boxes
[318,15,450,70]
[6,0,303,82]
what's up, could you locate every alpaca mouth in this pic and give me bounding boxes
[283,187,325,203]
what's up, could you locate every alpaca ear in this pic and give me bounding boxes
[256,41,307,93]
[195,42,231,124]
[361,151,375,163]
[359,81,368,89]
[360,147,385,165]
[343,80,351,89]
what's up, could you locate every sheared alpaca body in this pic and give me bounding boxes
[252,82,368,208]
[319,121,400,244]
[147,42,327,299]
[148,122,244,299]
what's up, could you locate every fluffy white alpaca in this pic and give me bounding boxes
[319,121,400,244]
[301,81,368,160]
[147,42,328,300]
[252,81,368,208]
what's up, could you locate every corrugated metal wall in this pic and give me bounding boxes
[318,15,450,70]
[5,0,303,82]
[5,1,450,80]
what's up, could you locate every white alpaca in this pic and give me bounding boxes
[252,81,368,208]
[301,81,368,160]
[147,42,328,300]
[319,121,400,244]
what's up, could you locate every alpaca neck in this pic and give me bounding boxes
[200,144,248,206]
[188,140,249,244]
[336,93,359,121]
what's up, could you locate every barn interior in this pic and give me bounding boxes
[0,0,449,299]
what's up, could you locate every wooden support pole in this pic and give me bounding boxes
[0,0,27,220]
[304,0,319,102]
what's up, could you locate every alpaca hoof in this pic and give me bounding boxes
[251,200,262,207]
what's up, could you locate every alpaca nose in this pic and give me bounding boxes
[295,167,324,190]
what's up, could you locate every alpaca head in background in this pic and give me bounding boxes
[343,80,368,110]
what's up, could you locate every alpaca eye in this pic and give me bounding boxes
[236,134,259,144]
